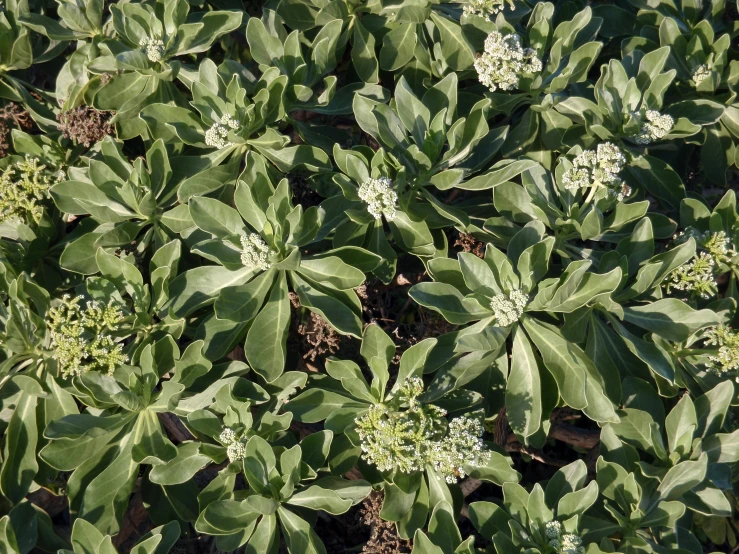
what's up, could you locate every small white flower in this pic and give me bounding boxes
[474,32,542,92]
[560,533,583,554]
[219,427,237,445]
[546,520,562,539]
[358,177,397,220]
[634,110,674,145]
[430,416,491,483]
[355,378,490,482]
[204,114,239,149]
[463,0,515,18]
[220,113,240,130]
[692,64,711,86]
[139,37,165,63]
[226,441,246,463]
[490,289,528,327]
[562,142,628,201]
[240,233,274,271]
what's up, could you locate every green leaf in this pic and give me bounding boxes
[0,394,38,505]
[286,486,352,515]
[409,283,490,324]
[506,326,542,439]
[623,299,719,342]
[657,453,708,502]
[430,12,475,71]
[245,271,290,383]
[149,442,211,485]
[379,23,417,71]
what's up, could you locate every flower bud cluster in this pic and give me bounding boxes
[634,110,674,145]
[667,229,736,300]
[704,325,739,378]
[664,252,717,299]
[140,37,165,62]
[701,230,736,266]
[239,233,274,270]
[47,295,128,378]
[355,377,490,483]
[204,114,239,149]
[490,289,528,327]
[474,32,542,92]
[219,427,247,462]
[562,143,630,201]
[0,156,63,224]
[358,177,397,220]
[545,521,585,554]
[463,0,515,18]
[692,64,711,86]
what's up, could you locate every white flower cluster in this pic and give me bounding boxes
[665,251,717,299]
[239,233,274,271]
[219,427,246,463]
[358,177,397,220]
[634,110,674,145]
[204,114,239,149]
[429,416,491,483]
[47,295,128,378]
[562,143,630,201]
[463,0,515,18]
[692,64,711,86]
[474,32,542,92]
[545,521,585,554]
[355,377,491,483]
[139,37,165,63]
[490,289,528,327]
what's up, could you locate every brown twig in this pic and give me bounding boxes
[504,442,568,467]
[157,412,194,443]
[549,423,600,450]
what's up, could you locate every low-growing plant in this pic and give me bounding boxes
[1,0,739,552]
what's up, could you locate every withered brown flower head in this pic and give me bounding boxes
[57,106,114,147]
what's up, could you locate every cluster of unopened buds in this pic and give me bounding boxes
[240,233,274,271]
[139,37,165,62]
[47,295,128,378]
[634,110,674,145]
[691,64,711,86]
[358,177,397,220]
[664,251,717,299]
[474,31,542,92]
[677,228,737,267]
[205,113,240,149]
[490,289,528,326]
[703,326,739,380]
[545,521,585,554]
[0,156,63,224]
[463,0,515,18]
[355,377,491,483]
[666,228,736,300]
[219,427,247,462]
[562,143,630,201]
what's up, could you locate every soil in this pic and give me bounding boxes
[0,102,34,157]
[358,492,412,554]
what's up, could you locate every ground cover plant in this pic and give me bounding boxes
[2,0,739,552]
